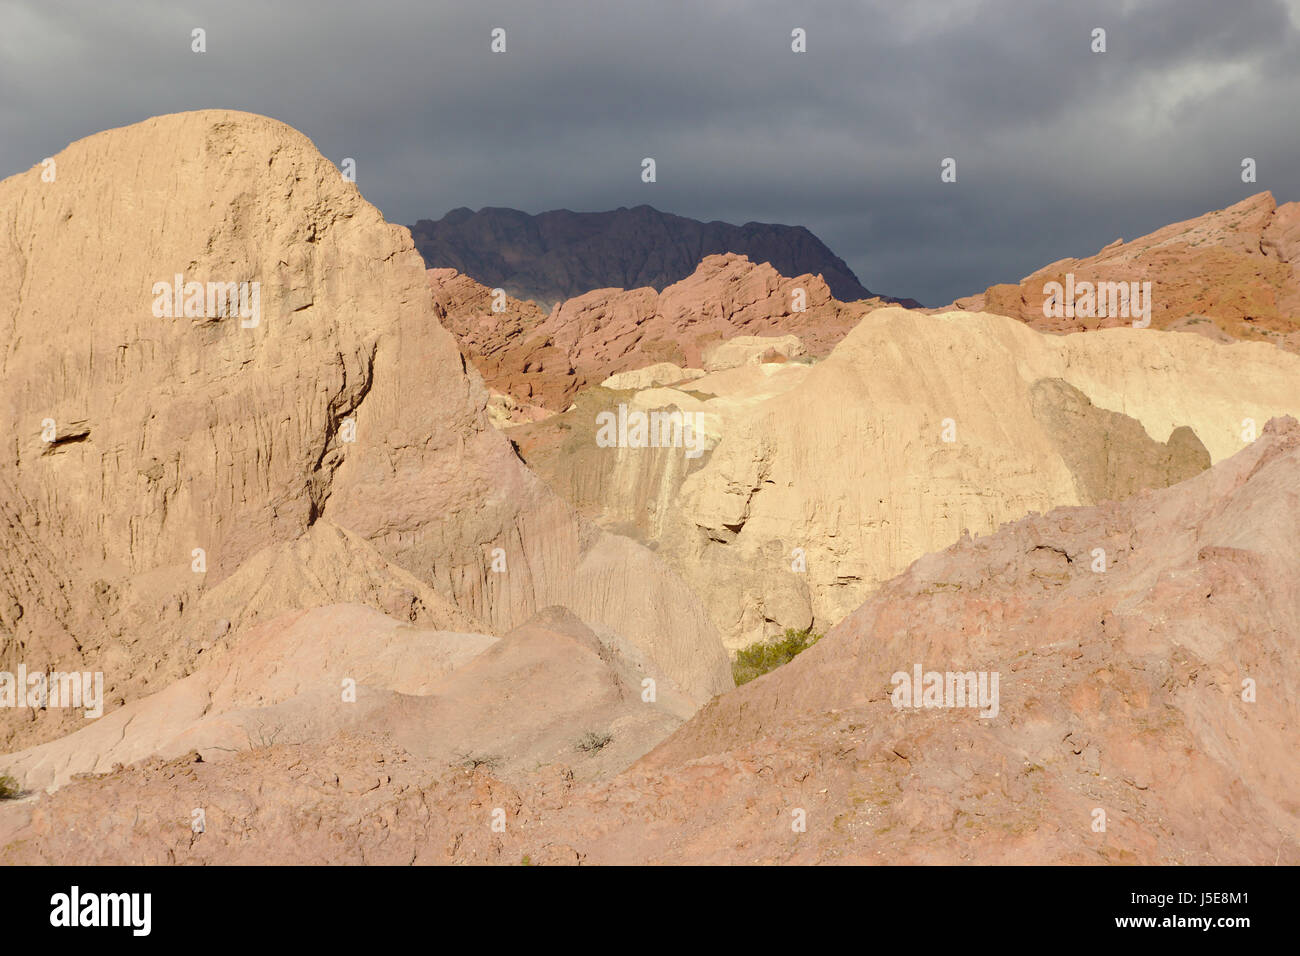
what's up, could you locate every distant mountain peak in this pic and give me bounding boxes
[408,205,911,307]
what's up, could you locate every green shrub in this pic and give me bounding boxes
[575,730,612,753]
[458,752,503,771]
[732,627,822,685]
[0,774,21,800]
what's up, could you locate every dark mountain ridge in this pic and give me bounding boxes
[409,204,918,307]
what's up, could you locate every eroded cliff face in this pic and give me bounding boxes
[2,109,1296,867]
[0,110,730,758]
[509,307,1300,649]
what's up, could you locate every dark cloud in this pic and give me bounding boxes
[2,0,1297,304]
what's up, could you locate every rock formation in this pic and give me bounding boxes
[429,252,887,411]
[2,602,693,792]
[2,109,1297,869]
[621,417,1300,864]
[512,308,1300,649]
[952,192,1300,351]
[0,110,731,767]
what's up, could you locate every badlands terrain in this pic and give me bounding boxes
[0,110,1297,864]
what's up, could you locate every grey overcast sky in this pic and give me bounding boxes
[2,0,1297,304]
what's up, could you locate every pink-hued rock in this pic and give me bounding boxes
[620,417,1300,863]
[3,108,1297,867]
[951,192,1300,352]
[429,253,897,410]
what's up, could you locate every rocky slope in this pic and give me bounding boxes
[0,109,731,763]
[7,418,1295,864]
[2,602,693,793]
[623,416,1300,864]
[952,192,1300,351]
[409,204,913,306]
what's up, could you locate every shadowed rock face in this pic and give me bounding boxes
[0,109,731,761]
[1028,377,1211,503]
[409,204,914,307]
[950,192,1300,352]
[7,420,1296,865]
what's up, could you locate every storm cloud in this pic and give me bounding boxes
[2,0,1297,303]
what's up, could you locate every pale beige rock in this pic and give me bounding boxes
[517,308,1300,649]
[188,520,489,643]
[509,364,811,544]
[2,602,693,793]
[703,334,805,371]
[1,604,497,791]
[672,309,1300,646]
[485,390,552,427]
[600,363,705,391]
[5,108,1296,866]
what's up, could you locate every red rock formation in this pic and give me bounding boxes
[430,253,898,410]
[951,192,1300,351]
